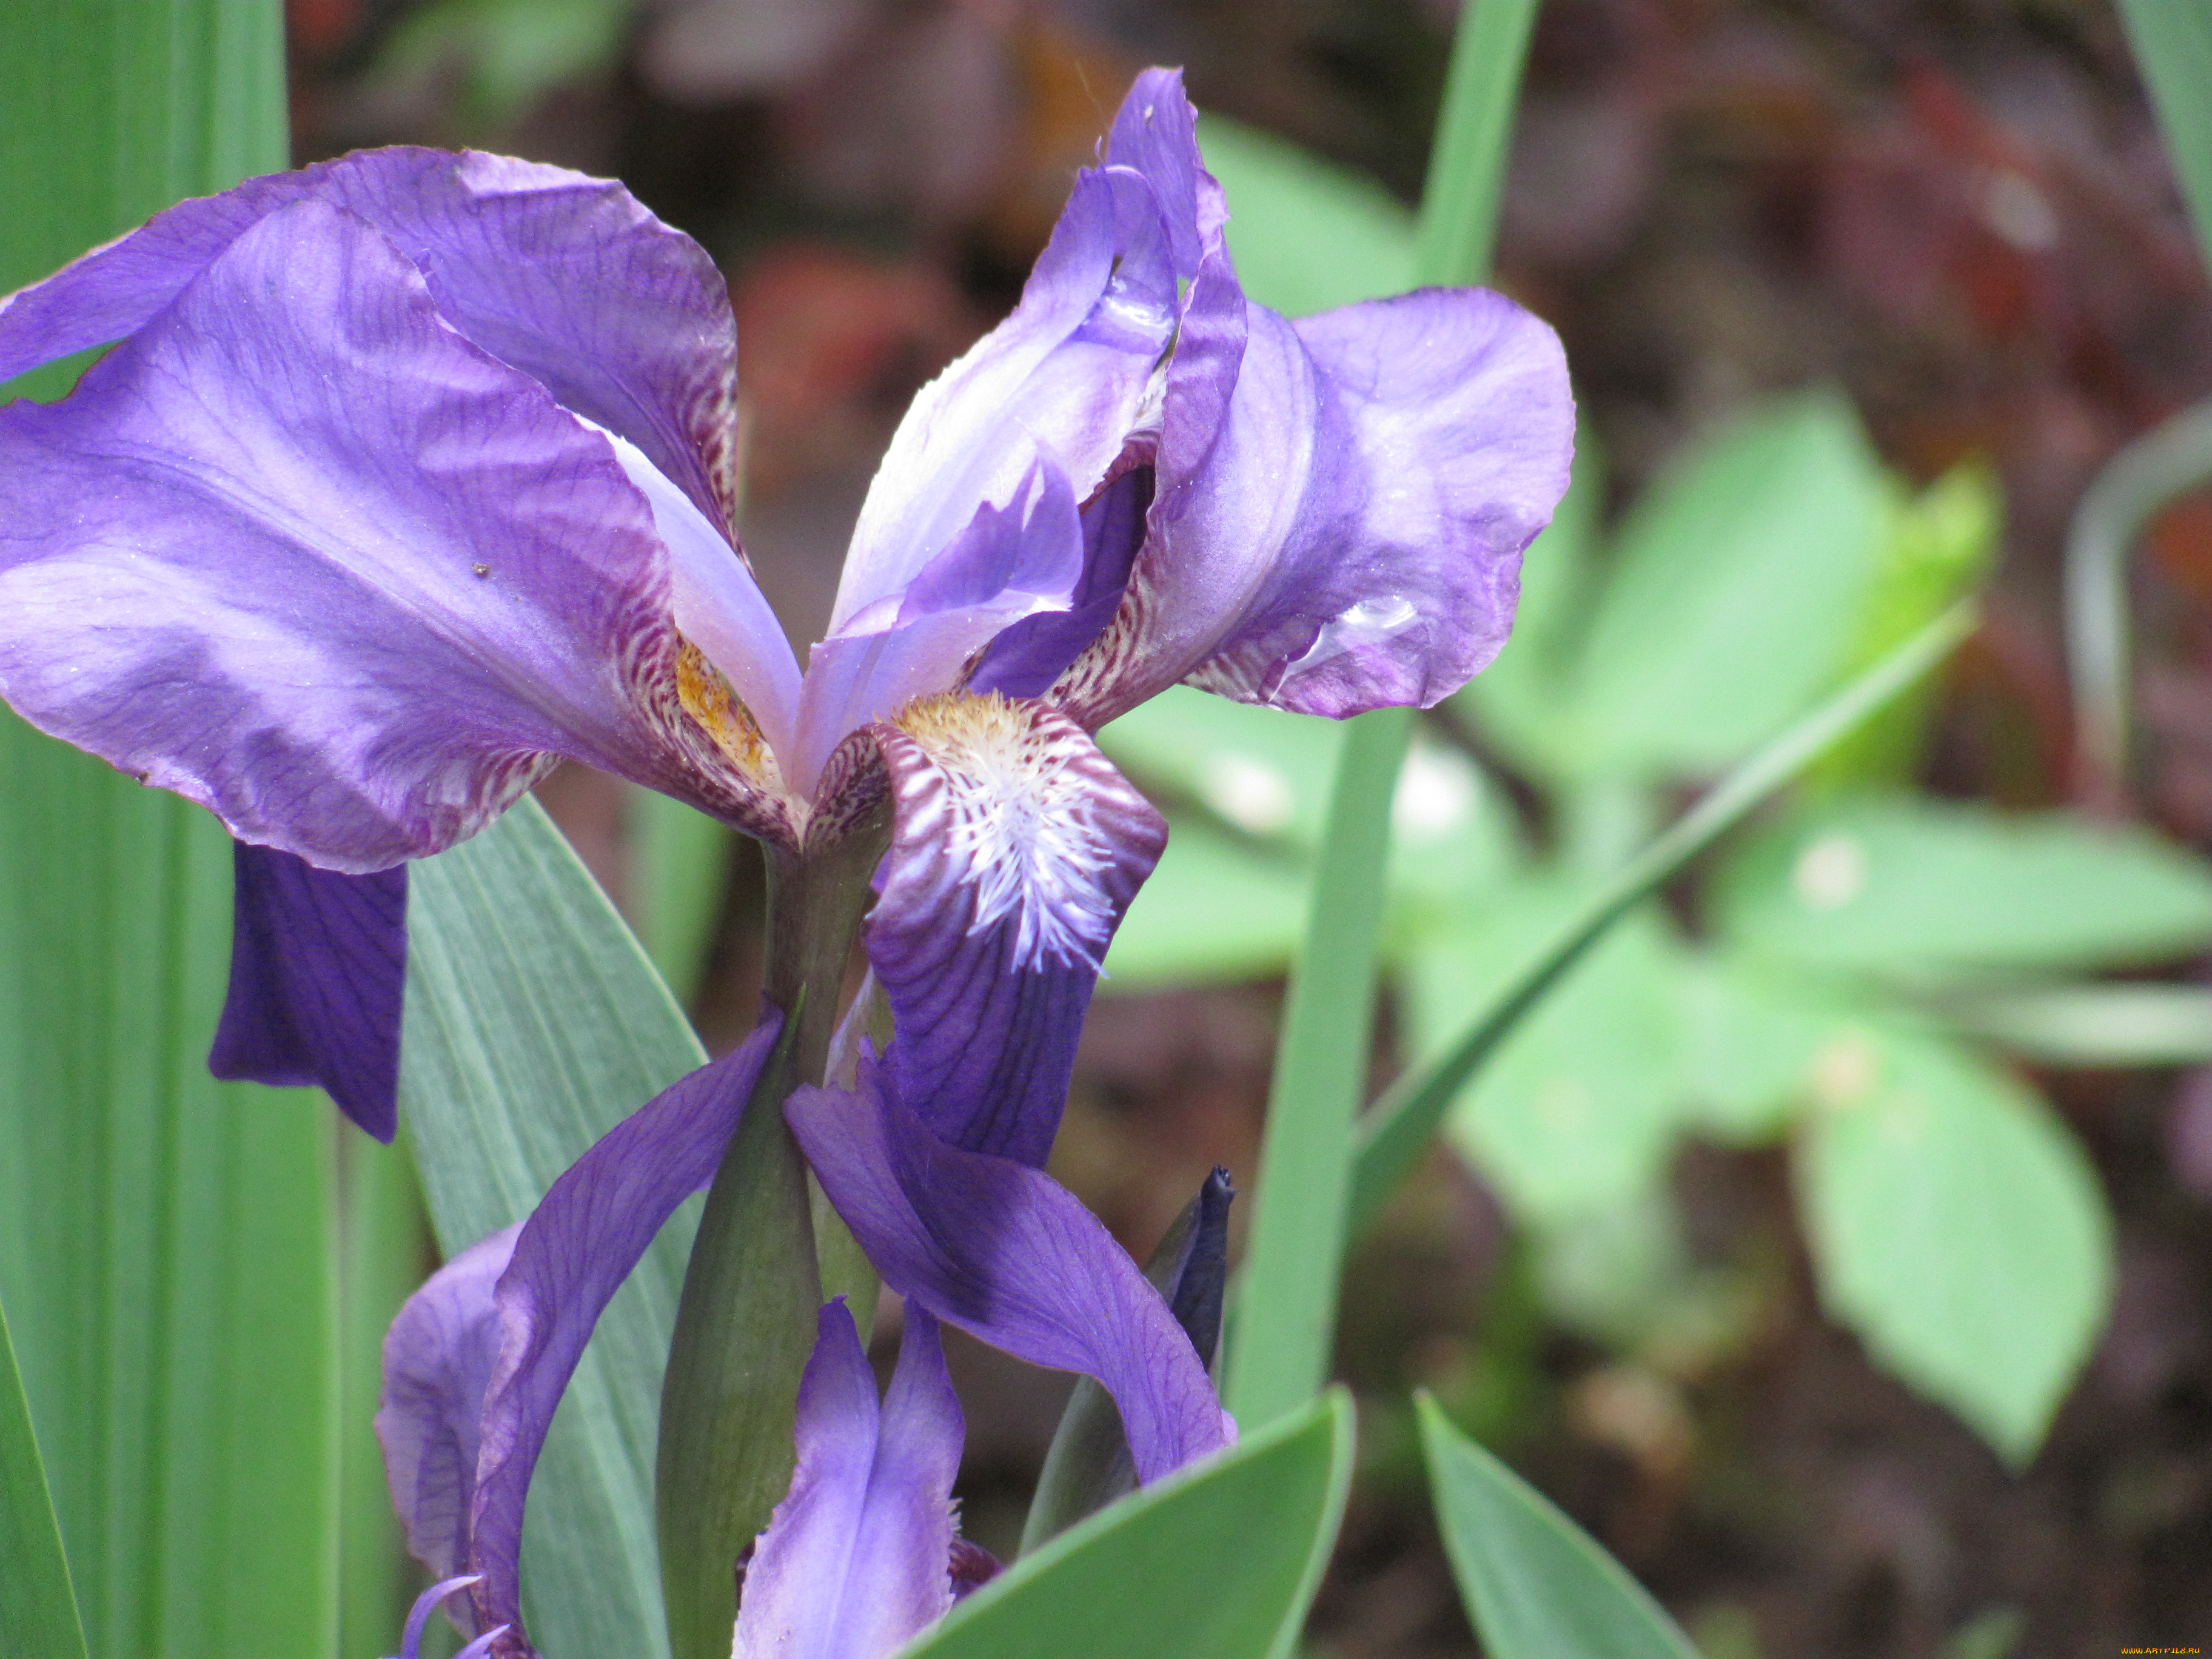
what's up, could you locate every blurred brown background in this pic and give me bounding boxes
[289,2,2212,1652]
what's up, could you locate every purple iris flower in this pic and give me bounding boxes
[0,67,1568,1147]
[0,61,1570,1657]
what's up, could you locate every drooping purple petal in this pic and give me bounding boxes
[466,1014,782,1649]
[209,841,407,1141]
[788,1068,1232,1483]
[732,1303,963,1659]
[866,696,1164,1165]
[0,147,742,529]
[0,196,774,870]
[1062,287,1573,726]
[378,1225,521,1632]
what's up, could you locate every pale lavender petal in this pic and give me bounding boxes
[0,147,741,528]
[0,196,771,870]
[793,465,1085,788]
[209,842,407,1141]
[395,1574,484,1659]
[788,1070,1231,1483]
[732,1304,961,1659]
[597,425,802,766]
[468,1014,782,1646]
[378,1224,522,1633]
[1062,289,1573,725]
[867,697,1164,1164]
[830,161,1179,631]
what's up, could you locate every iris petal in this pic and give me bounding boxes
[868,696,1164,1164]
[375,1016,780,1652]
[209,842,408,1141]
[788,1066,1230,1484]
[0,196,765,869]
[732,1303,962,1659]
[0,147,742,529]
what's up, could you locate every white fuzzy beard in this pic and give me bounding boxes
[891,694,1128,972]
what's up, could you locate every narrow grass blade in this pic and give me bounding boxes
[0,8,344,1657]
[403,797,705,1659]
[2060,398,2212,801]
[1349,602,1976,1233]
[0,1291,88,1659]
[1224,0,1543,1435]
[1418,1395,1698,1659]
[905,1391,1353,1659]
[2113,2,2212,266]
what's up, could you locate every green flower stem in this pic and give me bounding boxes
[655,817,887,1659]
[1223,0,1543,1433]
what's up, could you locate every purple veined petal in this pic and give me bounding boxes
[209,841,408,1141]
[0,195,776,871]
[0,147,740,528]
[867,696,1164,1165]
[967,463,1153,700]
[791,465,1086,791]
[732,1302,963,1659]
[594,424,802,767]
[1061,287,1574,726]
[378,1224,522,1634]
[466,1014,782,1649]
[788,1068,1232,1483]
[830,150,1182,632]
[1105,68,1226,278]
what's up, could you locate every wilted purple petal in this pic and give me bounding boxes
[466,1014,782,1648]
[732,1303,962,1659]
[867,696,1164,1164]
[378,1224,521,1629]
[209,842,407,1141]
[0,148,741,528]
[788,1068,1230,1482]
[0,196,766,870]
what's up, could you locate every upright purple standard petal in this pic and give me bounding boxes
[867,694,1164,1165]
[732,1302,964,1659]
[788,1068,1230,1483]
[209,841,407,1140]
[466,1014,781,1650]
[0,196,768,870]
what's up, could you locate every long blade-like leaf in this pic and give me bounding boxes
[1349,601,1976,1233]
[0,1290,88,1659]
[1225,0,1542,1436]
[0,8,343,1658]
[905,1390,1353,1659]
[1418,1395,1699,1659]
[401,796,706,1659]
